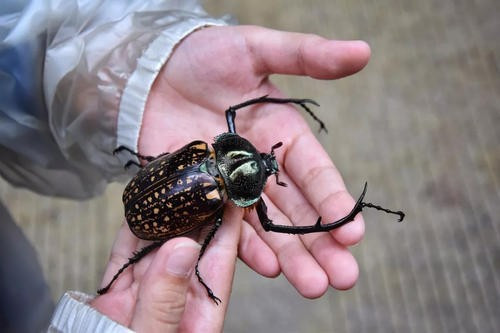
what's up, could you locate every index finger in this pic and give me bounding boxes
[243,26,371,79]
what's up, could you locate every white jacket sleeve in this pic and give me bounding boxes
[0,0,227,199]
[48,292,133,333]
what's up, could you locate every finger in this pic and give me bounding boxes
[267,175,359,290]
[179,204,241,332]
[130,237,200,333]
[282,131,365,245]
[246,194,329,298]
[243,26,371,79]
[98,221,140,292]
[238,220,280,278]
[266,171,361,289]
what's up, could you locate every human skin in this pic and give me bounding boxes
[92,25,370,332]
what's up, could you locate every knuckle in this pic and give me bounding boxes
[288,202,316,227]
[143,283,187,323]
[318,190,354,220]
[300,164,335,193]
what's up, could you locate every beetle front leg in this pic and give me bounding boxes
[256,185,365,234]
[195,212,223,305]
[97,241,164,295]
[256,183,403,235]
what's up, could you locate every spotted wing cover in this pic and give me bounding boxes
[123,141,224,240]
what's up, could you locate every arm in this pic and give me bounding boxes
[50,24,371,330]
[0,0,226,198]
[3,1,371,331]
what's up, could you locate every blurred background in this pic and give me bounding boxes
[0,0,498,332]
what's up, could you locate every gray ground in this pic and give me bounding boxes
[0,0,498,332]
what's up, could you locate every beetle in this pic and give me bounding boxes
[97,96,405,304]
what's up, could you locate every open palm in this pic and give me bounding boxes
[93,25,371,331]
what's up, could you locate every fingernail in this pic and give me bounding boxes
[166,242,201,277]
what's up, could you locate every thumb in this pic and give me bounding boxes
[131,238,200,333]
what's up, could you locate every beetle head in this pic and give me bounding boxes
[214,133,284,208]
[261,142,287,187]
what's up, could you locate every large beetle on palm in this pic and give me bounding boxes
[98,96,404,304]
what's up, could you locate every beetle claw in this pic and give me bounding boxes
[208,291,222,305]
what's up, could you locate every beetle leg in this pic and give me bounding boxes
[124,160,142,169]
[256,183,404,234]
[97,241,164,295]
[195,212,223,305]
[113,145,156,161]
[361,202,405,222]
[225,95,327,134]
[113,145,170,162]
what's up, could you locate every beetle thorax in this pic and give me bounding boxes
[213,133,269,207]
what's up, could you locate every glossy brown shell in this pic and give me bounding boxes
[122,141,224,240]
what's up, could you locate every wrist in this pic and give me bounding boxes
[118,19,227,162]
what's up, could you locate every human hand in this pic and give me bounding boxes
[91,205,242,332]
[140,25,371,297]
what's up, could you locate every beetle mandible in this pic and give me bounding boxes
[98,96,405,304]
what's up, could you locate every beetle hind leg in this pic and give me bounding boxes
[113,145,170,163]
[195,213,223,305]
[97,241,163,295]
[124,160,142,169]
[113,145,156,161]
